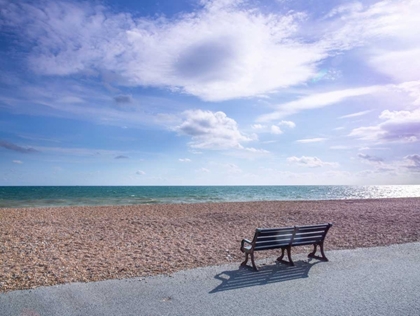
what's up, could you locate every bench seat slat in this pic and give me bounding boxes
[257,234,294,240]
[256,239,291,246]
[257,226,294,231]
[293,238,323,244]
[256,233,293,239]
[297,224,330,229]
[254,244,288,250]
[257,229,294,236]
[256,237,292,244]
[296,226,329,233]
[293,236,323,242]
[291,240,322,246]
[294,232,326,238]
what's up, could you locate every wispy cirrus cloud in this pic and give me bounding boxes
[257,86,380,122]
[403,154,420,172]
[339,110,373,119]
[296,138,327,143]
[287,156,339,168]
[349,108,420,143]
[358,153,383,163]
[316,0,420,105]
[395,81,420,106]
[0,140,38,153]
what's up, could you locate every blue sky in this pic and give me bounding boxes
[1,0,420,185]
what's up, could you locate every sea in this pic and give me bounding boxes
[1,185,420,208]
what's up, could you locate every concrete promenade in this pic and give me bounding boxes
[1,242,420,316]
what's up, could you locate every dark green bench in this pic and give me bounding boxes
[240,223,332,270]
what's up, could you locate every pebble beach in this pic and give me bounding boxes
[1,198,419,293]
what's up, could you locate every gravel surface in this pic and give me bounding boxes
[1,198,419,293]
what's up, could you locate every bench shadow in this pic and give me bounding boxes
[209,259,320,294]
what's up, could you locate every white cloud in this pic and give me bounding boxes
[251,124,265,130]
[369,49,420,83]
[278,120,296,128]
[330,146,350,150]
[197,168,210,173]
[396,81,420,106]
[179,158,192,162]
[323,0,420,83]
[57,96,85,104]
[287,156,339,168]
[0,0,328,102]
[326,2,363,18]
[296,138,327,143]
[224,163,242,174]
[403,154,420,172]
[175,110,254,150]
[2,0,419,104]
[12,160,23,164]
[349,108,420,143]
[35,146,122,157]
[243,147,269,154]
[189,149,203,155]
[358,153,383,163]
[136,170,146,175]
[253,120,294,135]
[258,86,381,122]
[350,153,420,180]
[339,110,372,119]
[270,125,283,135]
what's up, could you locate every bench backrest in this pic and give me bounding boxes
[292,223,332,246]
[253,226,295,251]
[252,223,332,250]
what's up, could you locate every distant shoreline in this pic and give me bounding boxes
[1,198,420,292]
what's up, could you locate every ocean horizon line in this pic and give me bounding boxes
[2,184,420,187]
[1,185,420,209]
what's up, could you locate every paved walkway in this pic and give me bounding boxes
[1,242,420,316]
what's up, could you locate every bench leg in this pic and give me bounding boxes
[250,252,258,271]
[276,247,285,262]
[287,247,295,266]
[241,252,258,271]
[320,242,329,261]
[308,244,317,258]
[308,243,329,261]
[277,247,294,266]
[241,253,249,267]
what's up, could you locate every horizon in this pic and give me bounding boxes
[2,184,420,187]
[1,0,420,186]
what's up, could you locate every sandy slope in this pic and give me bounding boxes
[1,198,419,292]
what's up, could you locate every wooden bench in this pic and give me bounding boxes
[240,223,332,270]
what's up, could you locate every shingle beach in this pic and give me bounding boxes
[1,198,419,293]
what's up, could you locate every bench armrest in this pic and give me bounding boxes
[240,239,252,252]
